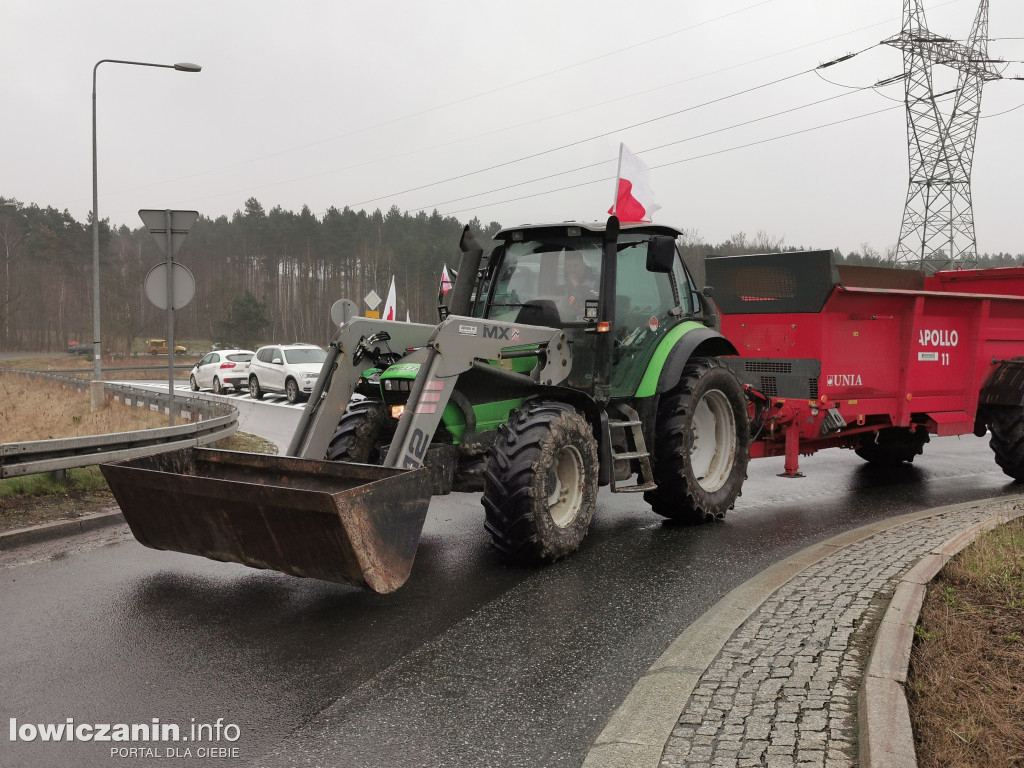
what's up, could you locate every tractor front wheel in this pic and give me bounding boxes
[326,399,394,463]
[644,358,750,524]
[482,401,598,563]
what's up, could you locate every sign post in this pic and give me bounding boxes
[139,209,199,425]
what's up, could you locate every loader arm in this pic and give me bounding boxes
[288,318,437,460]
[288,315,572,465]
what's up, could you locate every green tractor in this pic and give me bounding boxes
[324,216,750,562]
[102,215,751,592]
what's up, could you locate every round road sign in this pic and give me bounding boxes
[145,262,196,310]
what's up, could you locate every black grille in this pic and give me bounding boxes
[720,357,822,400]
[744,361,792,374]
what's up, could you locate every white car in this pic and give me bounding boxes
[248,344,327,404]
[189,349,255,394]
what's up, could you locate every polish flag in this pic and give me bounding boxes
[383,276,397,321]
[440,264,453,295]
[608,143,660,223]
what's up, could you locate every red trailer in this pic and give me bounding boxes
[706,251,1024,478]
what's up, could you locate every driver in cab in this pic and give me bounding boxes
[563,250,598,321]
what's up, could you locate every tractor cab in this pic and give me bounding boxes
[471,221,710,397]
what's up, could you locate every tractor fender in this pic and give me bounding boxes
[634,323,739,398]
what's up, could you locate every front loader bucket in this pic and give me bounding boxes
[100,448,432,594]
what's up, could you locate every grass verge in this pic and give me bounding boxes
[906,516,1024,768]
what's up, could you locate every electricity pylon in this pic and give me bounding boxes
[883,0,1001,272]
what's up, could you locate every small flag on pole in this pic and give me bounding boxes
[440,264,453,295]
[383,276,397,321]
[608,143,660,223]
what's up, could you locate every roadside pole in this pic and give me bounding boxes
[140,209,198,426]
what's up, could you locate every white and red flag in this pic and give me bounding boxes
[440,264,453,295]
[383,275,397,321]
[608,143,660,223]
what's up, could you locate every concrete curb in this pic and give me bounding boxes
[581,496,1024,768]
[858,505,1024,768]
[0,508,125,551]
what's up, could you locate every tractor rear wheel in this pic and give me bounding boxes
[644,358,750,524]
[988,407,1024,481]
[855,427,929,466]
[482,401,598,563]
[326,399,394,463]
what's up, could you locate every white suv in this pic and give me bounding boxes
[248,344,327,404]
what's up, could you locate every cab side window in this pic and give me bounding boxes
[613,242,677,341]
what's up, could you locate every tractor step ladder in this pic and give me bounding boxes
[608,403,656,493]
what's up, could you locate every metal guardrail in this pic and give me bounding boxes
[0,371,238,479]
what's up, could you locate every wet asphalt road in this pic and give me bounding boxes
[1,424,1017,767]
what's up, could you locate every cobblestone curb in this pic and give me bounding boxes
[0,509,124,551]
[582,497,1024,768]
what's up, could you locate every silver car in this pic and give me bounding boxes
[248,344,327,404]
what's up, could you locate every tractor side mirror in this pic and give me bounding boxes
[647,236,675,273]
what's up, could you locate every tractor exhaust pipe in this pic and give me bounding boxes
[447,226,484,317]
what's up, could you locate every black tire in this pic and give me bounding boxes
[212,377,223,395]
[285,378,300,404]
[644,358,750,524]
[248,376,264,400]
[326,400,394,463]
[189,374,199,392]
[989,407,1024,481]
[482,401,599,563]
[855,427,929,466]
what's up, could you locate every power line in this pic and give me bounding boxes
[108,1,773,197]
[437,105,902,217]
[112,5,914,205]
[413,83,882,212]
[345,49,881,211]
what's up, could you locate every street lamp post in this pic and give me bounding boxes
[91,59,201,385]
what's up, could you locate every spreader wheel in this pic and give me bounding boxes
[988,407,1024,481]
[855,427,929,466]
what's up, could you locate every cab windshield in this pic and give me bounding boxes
[484,237,603,325]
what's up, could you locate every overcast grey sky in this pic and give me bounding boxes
[3,0,1022,255]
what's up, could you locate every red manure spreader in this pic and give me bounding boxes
[708,250,1024,478]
